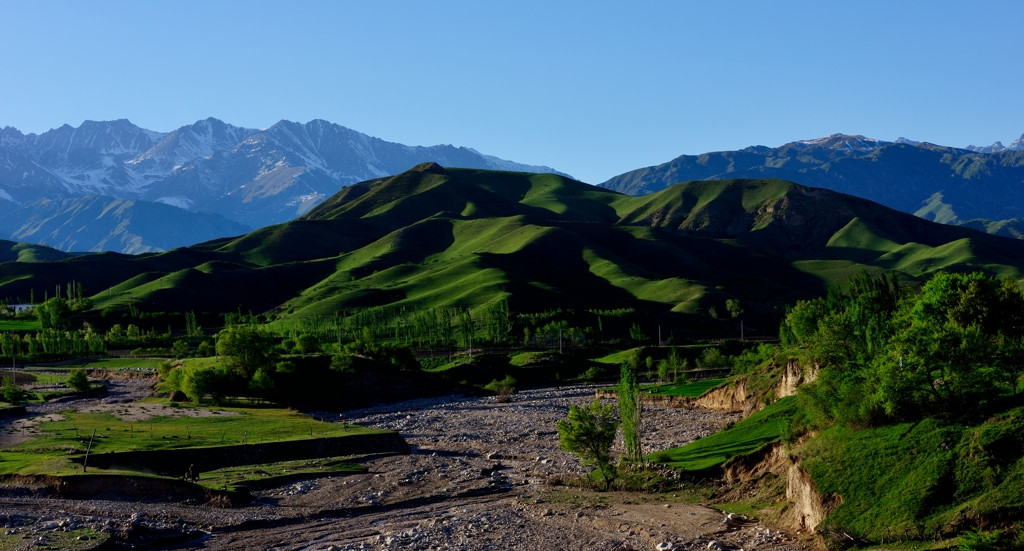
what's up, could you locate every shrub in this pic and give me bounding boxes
[557,398,619,490]
[172,339,190,359]
[484,375,517,402]
[66,369,91,392]
[696,347,731,369]
[295,334,319,354]
[1,378,25,404]
[579,366,607,381]
[196,341,214,357]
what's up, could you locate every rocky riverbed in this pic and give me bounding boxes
[0,384,809,550]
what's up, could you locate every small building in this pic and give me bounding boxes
[9,304,36,313]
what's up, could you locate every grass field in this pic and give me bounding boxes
[0,318,40,331]
[593,348,642,365]
[649,397,798,472]
[22,358,165,371]
[638,378,728,397]
[2,402,385,476]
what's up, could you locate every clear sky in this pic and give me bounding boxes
[1,1,1021,184]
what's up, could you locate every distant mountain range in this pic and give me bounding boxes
[0,118,570,252]
[3,164,1024,334]
[599,133,1024,230]
[0,196,251,254]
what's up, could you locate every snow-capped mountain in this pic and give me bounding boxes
[965,134,1024,153]
[0,118,571,228]
[793,133,891,151]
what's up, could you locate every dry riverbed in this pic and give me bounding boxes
[0,384,808,551]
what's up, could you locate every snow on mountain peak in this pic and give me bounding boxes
[792,133,890,151]
[964,135,1024,153]
[0,117,572,228]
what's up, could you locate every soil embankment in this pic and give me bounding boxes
[1,473,242,504]
[596,376,761,415]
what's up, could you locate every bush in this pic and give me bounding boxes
[484,375,517,402]
[579,366,607,381]
[696,347,731,369]
[557,398,619,490]
[172,339,190,359]
[66,370,91,392]
[1,378,25,404]
[295,334,320,354]
[196,341,214,357]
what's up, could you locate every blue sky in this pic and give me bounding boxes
[1,1,1021,184]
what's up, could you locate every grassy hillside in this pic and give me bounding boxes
[2,164,1024,335]
[0,239,72,264]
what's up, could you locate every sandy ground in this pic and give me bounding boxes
[0,375,159,447]
[0,385,807,551]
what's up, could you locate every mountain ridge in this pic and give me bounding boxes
[0,118,571,228]
[599,133,1024,226]
[3,166,1023,336]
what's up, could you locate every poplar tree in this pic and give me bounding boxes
[618,362,643,464]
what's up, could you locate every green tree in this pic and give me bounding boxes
[196,341,214,357]
[180,366,232,405]
[216,325,278,378]
[618,363,643,464]
[172,339,190,359]
[726,299,744,318]
[35,297,70,330]
[697,347,731,369]
[557,398,619,490]
[66,370,90,392]
[1,377,25,404]
[629,323,648,343]
[656,359,670,383]
[248,367,276,403]
[295,334,320,354]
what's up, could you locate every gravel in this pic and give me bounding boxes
[0,384,809,551]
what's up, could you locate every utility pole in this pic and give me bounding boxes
[658,325,662,347]
[83,429,97,473]
[741,320,744,342]
[559,329,562,354]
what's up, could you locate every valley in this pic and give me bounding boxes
[1,165,1023,550]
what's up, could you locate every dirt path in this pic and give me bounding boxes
[0,386,808,551]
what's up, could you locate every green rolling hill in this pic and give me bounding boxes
[2,163,1024,334]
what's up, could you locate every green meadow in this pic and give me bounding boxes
[1,402,384,476]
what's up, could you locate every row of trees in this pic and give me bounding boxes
[0,328,106,358]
